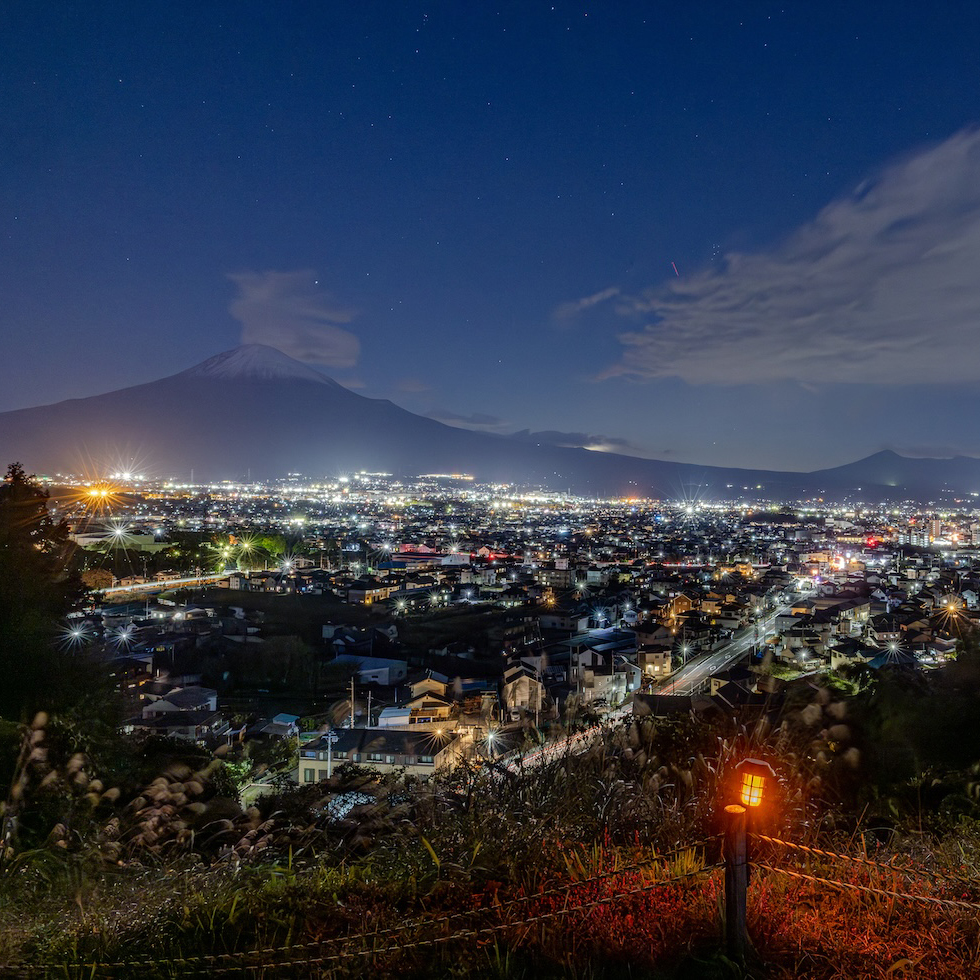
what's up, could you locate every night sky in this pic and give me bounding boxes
[3,2,980,471]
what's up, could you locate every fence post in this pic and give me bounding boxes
[724,803,748,961]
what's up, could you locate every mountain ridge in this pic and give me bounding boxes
[0,346,976,501]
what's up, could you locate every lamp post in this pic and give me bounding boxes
[485,729,498,760]
[724,802,748,962]
[725,758,776,962]
[325,729,339,779]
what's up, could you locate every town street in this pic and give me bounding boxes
[502,593,814,769]
[657,592,815,695]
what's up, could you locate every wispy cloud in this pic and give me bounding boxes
[509,429,641,454]
[425,413,641,453]
[427,409,511,432]
[553,286,620,321]
[228,270,360,367]
[602,127,980,385]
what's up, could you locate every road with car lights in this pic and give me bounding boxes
[495,598,813,771]
[656,592,815,696]
[101,573,230,595]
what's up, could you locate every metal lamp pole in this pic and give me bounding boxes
[325,729,339,778]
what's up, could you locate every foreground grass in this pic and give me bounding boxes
[3,832,980,979]
[0,842,721,978]
[7,695,980,979]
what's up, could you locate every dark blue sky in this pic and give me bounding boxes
[3,2,980,470]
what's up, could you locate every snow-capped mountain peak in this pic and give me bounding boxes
[180,345,333,384]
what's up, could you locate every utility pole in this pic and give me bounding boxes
[350,676,355,728]
[367,689,373,727]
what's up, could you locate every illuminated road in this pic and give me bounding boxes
[101,573,230,595]
[503,722,604,770]
[656,591,815,696]
[500,701,637,771]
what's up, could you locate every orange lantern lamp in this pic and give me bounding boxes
[736,758,776,808]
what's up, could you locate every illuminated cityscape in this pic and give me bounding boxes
[5,2,980,974]
[51,470,980,727]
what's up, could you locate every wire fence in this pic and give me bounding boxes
[0,842,722,978]
[6,832,980,977]
[750,832,980,913]
[750,832,980,891]
[755,862,980,913]
[210,864,724,977]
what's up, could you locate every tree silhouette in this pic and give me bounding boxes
[0,463,86,718]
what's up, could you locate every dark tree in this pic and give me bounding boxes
[0,463,87,718]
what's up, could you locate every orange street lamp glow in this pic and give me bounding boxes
[740,772,765,807]
[736,759,776,808]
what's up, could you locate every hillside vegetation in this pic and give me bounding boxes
[5,679,980,979]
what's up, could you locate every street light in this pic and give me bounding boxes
[324,729,340,779]
[736,758,775,808]
[60,624,91,651]
[725,757,776,962]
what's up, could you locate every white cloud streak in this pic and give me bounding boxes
[553,286,620,321]
[427,409,512,432]
[509,429,641,454]
[228,270,360,367]
[603,127,980,385]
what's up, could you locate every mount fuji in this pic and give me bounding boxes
[0,344,976,501]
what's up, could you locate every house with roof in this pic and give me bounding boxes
[579,662,630,706]
[141,685,218,714]
[378,687,457,730]
[126,709,228,743]
[539,608,590,633]
[637,640,673,683]
[868,614,902,647]
[125,685,225,743]
[664,590,699,625]
[332,654,408,686]
[709,665,756,698]
[501,662,545,719]
[673,611,716,652]
[295,727,465,782]
[829,638,878,671]
[253,712,300,738]
[346,577,397,605]
[410,670,450,697]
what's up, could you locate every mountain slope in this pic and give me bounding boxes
[0,346,977,500]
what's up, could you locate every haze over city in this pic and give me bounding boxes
[4,3,980,472]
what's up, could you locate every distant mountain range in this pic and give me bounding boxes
[0,344,976,501]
